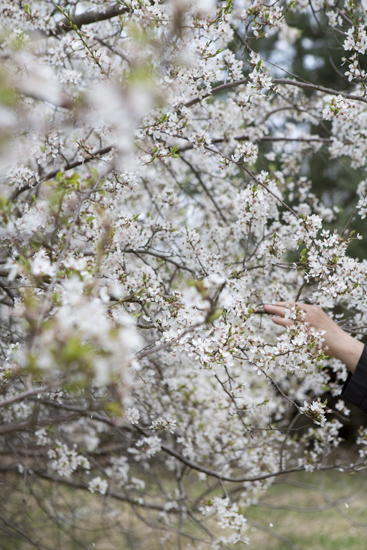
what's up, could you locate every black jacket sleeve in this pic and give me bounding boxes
[342,344,367,413]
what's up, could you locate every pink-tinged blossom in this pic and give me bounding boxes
[322,95,356,120]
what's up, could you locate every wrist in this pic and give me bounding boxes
[331,332,364,373]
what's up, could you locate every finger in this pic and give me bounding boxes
[273,301,297,309]
[265,303,310,318]
[263,304,287,317]
[271,316,292,328]
[274,301,309,312]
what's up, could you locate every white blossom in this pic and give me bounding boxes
[88,476,108,495]
[150,417,177,434]
[126,407,140,425]
[48,441,90,477]
[231,142,258,163]
[35,428,49,446]
[322,95,355,120]
[343,24,367,54]
[300,399,328,426]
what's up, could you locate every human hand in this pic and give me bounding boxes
[263,302,364,373]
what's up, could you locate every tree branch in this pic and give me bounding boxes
[0,511,41,549]
[182,74,367,112]
[0,413,80,436]
[10,145,113,201]
[55,4,129,35]
[124,249,196,274]
[159,440,335,483]
[0,385,51,410]
[179,156,228,223]
[176,135,332,154]
[183,78,248,108]
[273,78,367,104]
[204,145,299,220]
[0,465,169,512]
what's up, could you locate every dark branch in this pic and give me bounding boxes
[55,4,129,35]
[273,78,367,104]
[0,511,41,549]
[182,74,367,112]
[0,465,168,512]
[0,413,80,436]
[10,145,113,201]
[183,78,248,108]
[176,135,332,154]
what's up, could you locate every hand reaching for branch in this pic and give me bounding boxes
[263,302,364,373]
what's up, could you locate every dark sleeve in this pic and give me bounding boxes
[342,344,367,413]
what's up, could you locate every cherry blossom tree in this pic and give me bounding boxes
[1,0,367,547]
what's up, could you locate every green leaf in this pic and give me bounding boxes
[224,0,233,14]
[170,144,180,158]
[104,401,122,416]
[207,307,223,323]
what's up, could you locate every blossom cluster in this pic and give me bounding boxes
[322,95,356,121]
